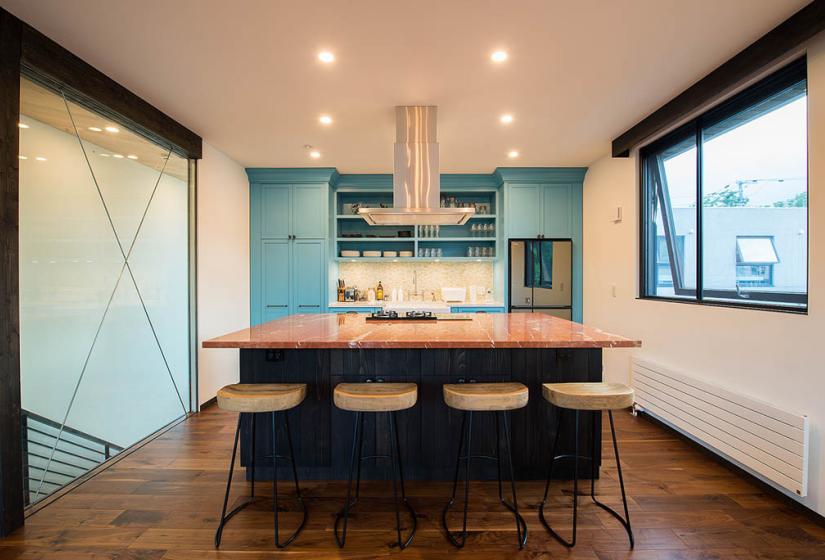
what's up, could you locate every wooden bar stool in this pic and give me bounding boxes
[441,382,529,549]
[540,382,634,549]
[333,382,418,549]
[215,383,308,549]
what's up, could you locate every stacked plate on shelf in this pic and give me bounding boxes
[383,251,398,258]
[399,251,413,257]
[363,250,382,257]
[341,250,360,257]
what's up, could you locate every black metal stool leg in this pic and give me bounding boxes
[388,411,417,549]
[501,411,528,549]
[589,410,634,548]
[215,414,242,548]
[250,413,256,498]
[271,412,280,546]
[539,407,580,547]
[270,410,308,549]
[334,411,363,548]
[442,410,474,548]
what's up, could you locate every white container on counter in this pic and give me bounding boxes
[441,287,466,302]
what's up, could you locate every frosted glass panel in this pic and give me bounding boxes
[19,78,190,505]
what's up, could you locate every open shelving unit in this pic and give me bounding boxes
[333,187,500,262]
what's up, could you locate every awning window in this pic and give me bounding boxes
[736,237,779,264]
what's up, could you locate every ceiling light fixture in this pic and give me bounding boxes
[309,150,321,159]
[318,51,335,64]
[104,125,119,133]
[35,156,47,161]
[112,153,124,159]
[127,154,138,160]
[507,150,520,159]
[17,122,29,129]
[500,113,514,124]
[491,50,508,63]
[99,153,110,157]
[88,126,103,132]
[319,114,333,125]
[18,155,27,160]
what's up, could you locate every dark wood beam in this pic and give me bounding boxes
[0,7,24,538]
[19,21,202,159]
[612,0,825,157]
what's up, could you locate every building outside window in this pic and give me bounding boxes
[640,58,807,311]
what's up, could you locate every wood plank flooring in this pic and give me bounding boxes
[0,406,823,559]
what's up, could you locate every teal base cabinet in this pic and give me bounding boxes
[497,168,586,322]
[451,306,506,313]
[249,168,338,326]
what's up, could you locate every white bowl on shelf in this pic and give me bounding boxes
[383,251,398,258]
[340,250,360,258]
[399,251,413,257]
[363,250,381,257]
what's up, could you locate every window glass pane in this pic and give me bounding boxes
[644,135,697,298]
[701,81,807,308]
[18,77,190,505]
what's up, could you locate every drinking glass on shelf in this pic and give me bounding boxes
[470,224,477,237]
[489,223,495,236]
[467,247,473,257]
[436,248,443,258]
[418,248,424,257]
[434,225,440,238]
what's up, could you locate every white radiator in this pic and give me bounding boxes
[632,358,809,497]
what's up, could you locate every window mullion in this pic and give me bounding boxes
[695,123,703,303]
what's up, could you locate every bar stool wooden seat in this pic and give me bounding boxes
[540,382,635,549]
[333,382,418,549]
[442,382,528,549]
[215,383,308,549]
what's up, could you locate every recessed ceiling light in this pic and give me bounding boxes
[88,126,103,132]
[491,50,508,63]
[99,153,110,157]
[500,114,514,124]
[319,114,333,125]
[127,154,138,160]
[104,125,119,133]
[17,122,29,129]
[112,153,124,159]
[18,155,27,160]
[35,156,47,162]
[318,51,335,64]
[507,150,520,159]
[309,150,321,159]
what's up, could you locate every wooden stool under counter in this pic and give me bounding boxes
[215,383,308,549]
[333,382,418,550]
[539,382,635,549]
[441,382,529,549]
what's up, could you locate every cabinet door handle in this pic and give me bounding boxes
[298,304,320,308]
[266,305,288,308]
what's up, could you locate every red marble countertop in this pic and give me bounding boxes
[203,313,641,350]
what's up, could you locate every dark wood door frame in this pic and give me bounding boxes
[612,0,825,157]
[0,6,202,537]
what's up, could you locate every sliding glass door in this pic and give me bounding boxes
[18,76,191,505]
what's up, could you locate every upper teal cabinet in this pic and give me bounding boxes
[498,169,585,240]
[259,182,328,240]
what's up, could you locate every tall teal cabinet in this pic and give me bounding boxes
[248,169,337,326]
[497,168,586,322]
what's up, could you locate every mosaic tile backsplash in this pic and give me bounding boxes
[337,262,494,301]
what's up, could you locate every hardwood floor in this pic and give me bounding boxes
[1,406,823,559]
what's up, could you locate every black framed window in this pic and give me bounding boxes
[640,58,808,312]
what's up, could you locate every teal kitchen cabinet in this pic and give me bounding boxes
[505,184,542,238]
[292,239,325,314]
[497,168,586,322]
[451,306,506,313]
[505,181,577,239]
[249,169,337,325]
[261,240,291,322]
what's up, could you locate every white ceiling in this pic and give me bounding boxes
[1,0,810,172]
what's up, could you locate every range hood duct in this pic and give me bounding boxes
[358,106,475,226]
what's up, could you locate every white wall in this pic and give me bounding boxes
[583,33,825,515]
[196,142,249,406]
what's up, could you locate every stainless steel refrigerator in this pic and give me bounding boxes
[508,239,573,319]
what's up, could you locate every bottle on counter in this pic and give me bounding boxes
[376,281,384,301]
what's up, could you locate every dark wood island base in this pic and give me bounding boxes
[240,347,603,481]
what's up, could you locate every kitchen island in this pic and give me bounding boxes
[203,313,640,480]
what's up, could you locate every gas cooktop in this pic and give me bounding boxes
[365,310,473,322]
[366,310,436,321]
